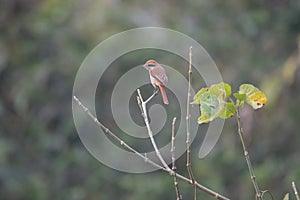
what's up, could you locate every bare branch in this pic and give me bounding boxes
[292,181,300,200]
[171,117,182,200]
[73,95,230,200]
[186,46,195,185]
[137,89,171,171]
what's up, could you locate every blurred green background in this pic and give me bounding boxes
[1,0,300,199]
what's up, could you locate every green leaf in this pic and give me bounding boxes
[197,92,224,124]
[192,88,208,104]
[233,93,246,101]
[193,82,231,105]
[194,82,233,124]
[283,193,289,200]
[233,93,246,108]
[219,102,236,119]
[238,84,268,109]
[209,82,232,99]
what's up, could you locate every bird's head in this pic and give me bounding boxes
[144,59,158,70]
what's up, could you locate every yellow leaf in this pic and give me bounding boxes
[249,92,268,109]
[239,84,268,109]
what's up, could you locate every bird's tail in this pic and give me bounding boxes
[158,85,169,105]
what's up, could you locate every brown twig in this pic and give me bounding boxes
[292,181,300,200]
[235,106,262,200]
[171,117,182,200]
[73,95,230,200]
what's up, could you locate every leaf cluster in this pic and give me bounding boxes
[193,83,268,124]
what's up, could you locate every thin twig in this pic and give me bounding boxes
[171,117,182,200]
[235,106,262,200]
[73,96,230,200]
[145,89,158,104]
[186,46,195,188]
[137,89,171,171]
[292,181,300,200]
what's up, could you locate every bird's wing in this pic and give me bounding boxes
[150,66,168,85]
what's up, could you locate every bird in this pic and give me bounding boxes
[144,60,169,105]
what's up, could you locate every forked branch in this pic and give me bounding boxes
[137,89,170,171]
[73,96,230,200]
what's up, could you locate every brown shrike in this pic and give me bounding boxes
[144,60,169,105]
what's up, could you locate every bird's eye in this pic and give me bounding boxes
[147,63,155,67]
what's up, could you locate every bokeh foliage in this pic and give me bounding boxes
[1,0,300,199]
